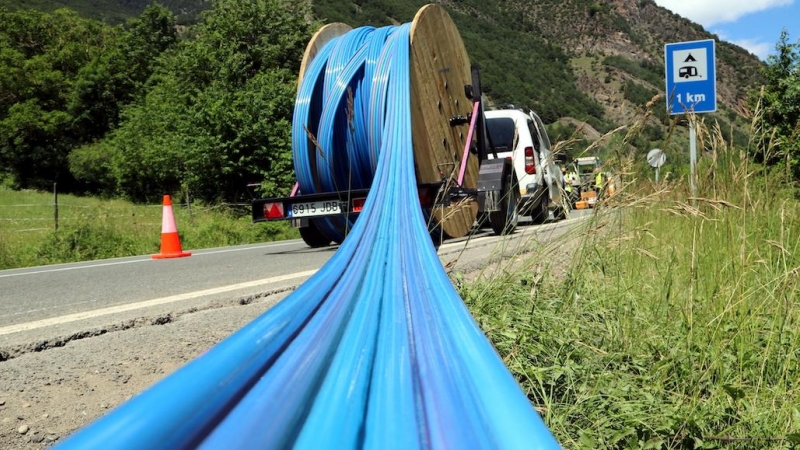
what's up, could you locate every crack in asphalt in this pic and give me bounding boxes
[0,286,297,363]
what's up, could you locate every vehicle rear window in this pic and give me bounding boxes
[527,120,541,151]
[532,114,551,150]
[485,117,516,151]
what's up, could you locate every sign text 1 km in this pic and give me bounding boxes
[665,39,717,115]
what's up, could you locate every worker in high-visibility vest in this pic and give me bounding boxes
[568,169,580,192]
[561,167,574,209]
[564,167,579,207]
[595,169,605,198]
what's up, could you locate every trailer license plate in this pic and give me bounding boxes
[288,200,345,218]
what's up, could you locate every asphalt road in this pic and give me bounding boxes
[0,210,591,448]
[0,240,330,329]
[0,211,589,352]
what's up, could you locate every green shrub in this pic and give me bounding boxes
[34,218,147,264]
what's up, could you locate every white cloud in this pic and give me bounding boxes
[653,0,792,26]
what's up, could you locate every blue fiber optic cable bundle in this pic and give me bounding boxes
[55,21,561,450]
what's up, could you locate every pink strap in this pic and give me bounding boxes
[457,101,481,186]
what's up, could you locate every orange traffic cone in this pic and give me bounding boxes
[152,195,191,259]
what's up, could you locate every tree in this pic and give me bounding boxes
[98,0,316,201]
[0,8,109,190]
[758,30,800,178]
[68,3,178,142]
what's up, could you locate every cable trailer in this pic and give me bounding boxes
[252,61,519,247]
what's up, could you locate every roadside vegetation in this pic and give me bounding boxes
[0,190,296,270]
[457,92,800,447]
[0,0,208,24]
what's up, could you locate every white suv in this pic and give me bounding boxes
[484,107,566,223]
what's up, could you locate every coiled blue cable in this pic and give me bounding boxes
[55,20,560,450]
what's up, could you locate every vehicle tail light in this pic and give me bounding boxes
[264,202,284,219]
[418,188,434,207]
[351,197,366,212]
[524,146,536,174]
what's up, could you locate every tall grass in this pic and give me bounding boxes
[459,115,800,448]
[0,191,297,270]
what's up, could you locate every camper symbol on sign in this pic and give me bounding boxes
[673,48,707,83]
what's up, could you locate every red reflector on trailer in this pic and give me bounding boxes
[264,202,284,219]
[352,198,366,212]
[418,189,432,206]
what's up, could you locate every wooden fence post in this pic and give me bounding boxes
[53,182,59,231]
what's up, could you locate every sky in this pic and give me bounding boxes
[653,0,800,60]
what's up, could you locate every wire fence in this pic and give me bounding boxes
[0,202,156,233]
[0,200,253,234]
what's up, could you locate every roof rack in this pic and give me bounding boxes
[486,103,521,111]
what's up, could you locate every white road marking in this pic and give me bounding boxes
[0,242,303,279]
[187,241,303,255]
[0,269,317,336]
[0,258,149,279]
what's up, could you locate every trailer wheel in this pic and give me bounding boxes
[570,190,580,209]
[553,204,568,221]
[429,224,445,249]
[530,194,549,224]
[299,220,333,248]
[489,172,520,235]
[476,212,489,229]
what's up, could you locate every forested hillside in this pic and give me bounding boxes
[313,0,607,127]
[0,1,312,201]
[1,0,795,204]
[0,0,208,23]
[2,0,766,125]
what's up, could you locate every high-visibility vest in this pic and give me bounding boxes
[595,172,603,188]
[569,172,579,186]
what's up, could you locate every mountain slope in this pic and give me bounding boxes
[504,0,762,117]
[3,0,765,135]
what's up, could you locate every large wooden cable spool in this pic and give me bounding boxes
[298,5,479,239]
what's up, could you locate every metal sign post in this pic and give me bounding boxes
[689,117,697,196]
[665,39,716,199]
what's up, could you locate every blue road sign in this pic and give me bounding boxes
[665,39,716,115]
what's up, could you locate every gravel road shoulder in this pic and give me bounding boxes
[0,293,288,449]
